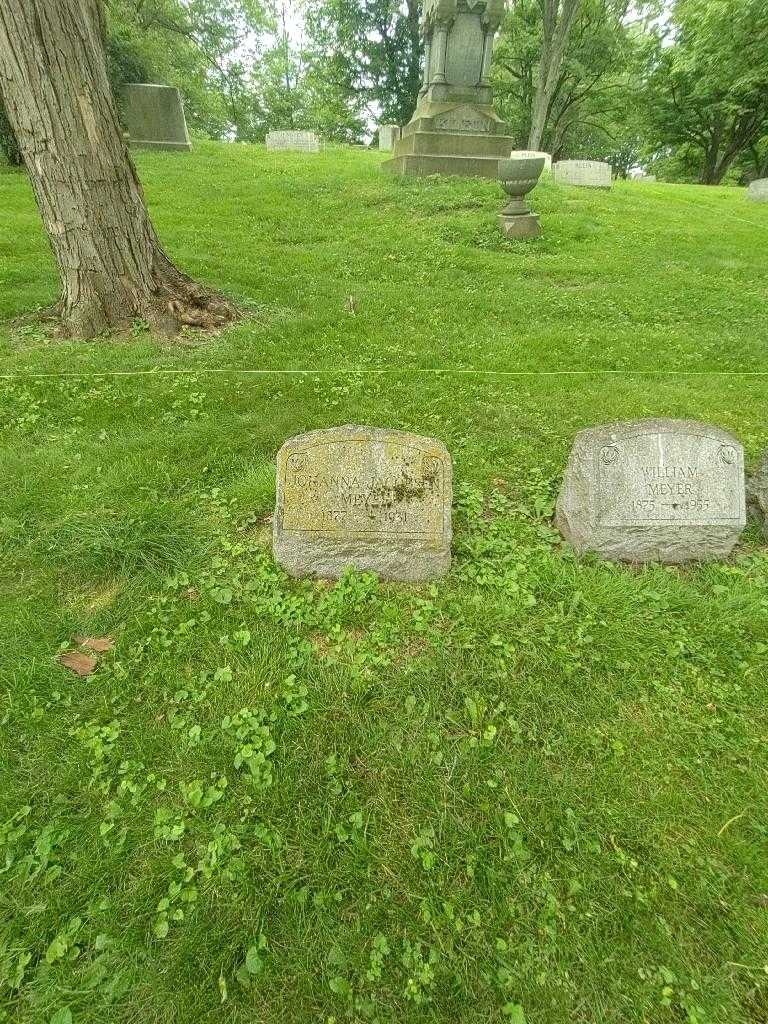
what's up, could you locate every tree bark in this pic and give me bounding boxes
[0,0,236,338]
[528,0,582,150]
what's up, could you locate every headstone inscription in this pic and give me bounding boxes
[555,419,746,563]
[273,426,453,581]
[265,130,321,153]
[379,125,401,151]
[552,159,612,188]
[747,178,768,202]
[509,149,552,170]
[121,84,192,152]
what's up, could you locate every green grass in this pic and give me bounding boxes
[0,142,767,1024]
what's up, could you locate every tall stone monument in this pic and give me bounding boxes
[121,84,192,152]
[273,426,452,581]
[382,0,514,178]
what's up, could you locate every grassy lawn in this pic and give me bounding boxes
[0,142,767,1024]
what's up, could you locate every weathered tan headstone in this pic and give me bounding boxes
[555,419,746,563]
[273,426,452,580]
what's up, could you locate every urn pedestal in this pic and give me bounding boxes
[497,156,545,239]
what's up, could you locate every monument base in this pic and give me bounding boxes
[382,100,515,179]
[498,213,541,239]
[382,130,516,179]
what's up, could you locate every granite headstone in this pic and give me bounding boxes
[555,418,746,563]
[273,426,452,580]
[509,149,552,170]
[747,178,768,202]
[379,125,401,151]
[553,159,612,188]
[266,130,321,153]
[121,84,192,152]
[749,451,768,538]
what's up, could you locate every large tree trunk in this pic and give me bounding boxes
[528,0,582,150]
[0,0,236,338]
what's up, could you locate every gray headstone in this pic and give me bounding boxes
[121,84,192,152]
[747,178,768,202]
[378,125,401,151]
[748,452,768,537]
[509,149,552,170]
[553,159,612,188]
[555,419,746,563]
[273,426,452,580]
[265,130,321,153]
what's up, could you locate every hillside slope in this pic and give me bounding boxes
[0,144,766,1024]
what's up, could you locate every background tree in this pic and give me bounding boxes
[493,0,647,161]
[528,0,584,149]
[643,0,768,184]
[0,0,236,337]
[303,0,422,127]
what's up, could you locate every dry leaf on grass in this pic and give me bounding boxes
[74,635,115,653]
[58,651,98,677]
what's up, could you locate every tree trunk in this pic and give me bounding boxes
[528,0,582,150]
[0,0,236,338]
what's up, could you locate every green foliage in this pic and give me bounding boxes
[643,0,768,184]
[493,0,648,163]
[303,0,423,127]
[0,143,767,1022]
[105,0,271,139]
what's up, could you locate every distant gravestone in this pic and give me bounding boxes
[379,125,400,151]
[273,426,452,581]
[121,84,192,152]
[265,130,321,153]
[555,419,746,563]
[553,159,612,188]
[509,149,552,171]
[747,178,768,202]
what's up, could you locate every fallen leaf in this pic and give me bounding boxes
[58,651,97,677]
[74,635,115,653]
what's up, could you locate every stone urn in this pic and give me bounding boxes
[497,156,545,239]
